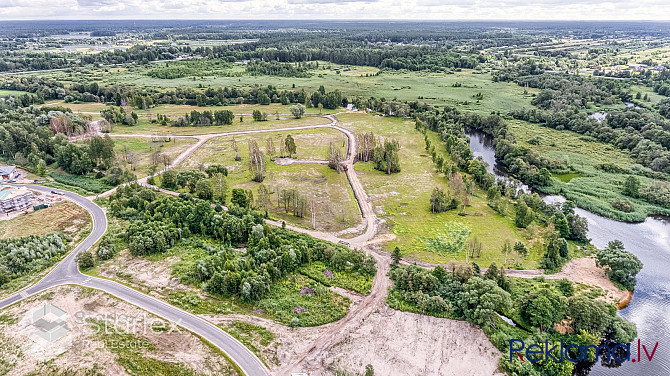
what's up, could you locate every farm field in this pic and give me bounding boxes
[34,64,537,114]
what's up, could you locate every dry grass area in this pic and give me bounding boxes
[96,249,195,296]
[113,137,198,178]
[0,201,90,239]
[0,285,239,376]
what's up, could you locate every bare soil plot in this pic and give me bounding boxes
[0,285,239,376]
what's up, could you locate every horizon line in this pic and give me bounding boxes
[2,18,670,22]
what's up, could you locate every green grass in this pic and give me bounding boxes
[109,111,330,136]
[222,321,275,367]
[176,129,358,232]
[256,274,349,327]
[169,275,350,328]
[92,241,355,328]
[299,261,373,294]
[0,89,29,97]
[112,137,197,178]
[34,63,535,115]
[46,100,107,115]
[552,172,581,183]
[49,171,113,193]
[339,112,544,267]
[43,181,91,196]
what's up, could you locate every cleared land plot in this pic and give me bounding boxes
[339,112,542,267]
[0,285,239,376]
[113,136,198,177]
[179,128,357,232]
[0,201,91,299]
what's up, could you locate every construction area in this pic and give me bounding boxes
[0,186,34,214]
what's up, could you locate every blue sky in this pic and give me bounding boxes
[0,0,668,20]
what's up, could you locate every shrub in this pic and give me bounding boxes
[77,251,95,269]
[611,198,635,213]
[49,172,113,193]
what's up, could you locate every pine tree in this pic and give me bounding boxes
[391,246,402,265]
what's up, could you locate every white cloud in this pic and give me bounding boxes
[0,0,668,20]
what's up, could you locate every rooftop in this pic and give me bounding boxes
[0,165,16,176]
[0,185,32,201]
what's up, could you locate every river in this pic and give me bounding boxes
[466,129,670,375]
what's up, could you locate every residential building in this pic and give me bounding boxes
[0,185,33,213]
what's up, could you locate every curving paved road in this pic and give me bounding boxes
[0,185,270,376]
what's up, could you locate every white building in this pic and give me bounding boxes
[0,186,33,213]
[0,165,16,180]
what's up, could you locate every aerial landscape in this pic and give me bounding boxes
[0,3,669,376]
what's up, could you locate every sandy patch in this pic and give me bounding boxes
[551,256,628,304]
[0,285,237,376]
[97,249,193,294]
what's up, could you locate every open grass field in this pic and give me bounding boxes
[178,127,357,232]
[31,62,537,115]
[43,100,107,114]
[0,201,90,239]
[133,102,338,116]
[53,101,338,120]
[109,112,331,136]
[508,119,670,220]
[629,84,667,104]
[113,136,197,177]
[0,89,29,97]
[339,112,545,267]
